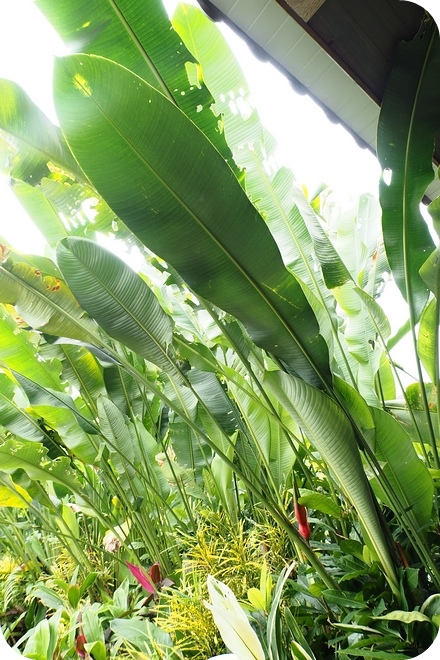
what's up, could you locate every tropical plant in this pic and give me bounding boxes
[0,1,439,658]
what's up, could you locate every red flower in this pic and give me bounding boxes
[76,634,87,658]
[126,562,156,594]
[294,500,311,541]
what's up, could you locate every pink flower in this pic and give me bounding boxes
[126,562,156,594]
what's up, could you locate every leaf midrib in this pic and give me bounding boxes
[66,60,327,387]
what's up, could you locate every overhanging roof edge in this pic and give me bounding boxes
[197,0,377,154]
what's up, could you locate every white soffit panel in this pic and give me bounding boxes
[208,0,380,153]
[207,0,440,201]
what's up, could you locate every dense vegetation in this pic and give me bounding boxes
[1,2,440,658]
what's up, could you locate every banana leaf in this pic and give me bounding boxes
[377,18,440,319]
[0,78,84,182]
[173,4,347,319]
[53,54,331,389]
[0,372,45,442]
[12,370,98,435]
[369,406,434,533]
[417,298,438,383]
[265,369,398,590]
[0,438,84,495]
[0,306,62,391]
[56,237,179,379]
[0,258,98,343]
[35,0,238,175]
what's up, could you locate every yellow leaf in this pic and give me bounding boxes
[247,588,266,611]
[0,476,31,508]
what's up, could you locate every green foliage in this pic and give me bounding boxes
[0,1,439,658]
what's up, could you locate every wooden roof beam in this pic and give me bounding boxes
[281,0,327,22]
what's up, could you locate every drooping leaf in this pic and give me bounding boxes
[0,78,84,182]
[56,237,178,378]
[0,437,84,495]
[290,186,351,290]
[377,18,439,318]
[0,474,31,508]
[298,490,341,518]
[264,369,398,590]
[369,406,434,533]
[417,298,438,383]
[54,54,331,388]
[12,370,98,435]
[0,306,62,390]
[0,258,98,342]
[0,372,45,441]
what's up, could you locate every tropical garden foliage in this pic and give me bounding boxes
[0,1,440,658]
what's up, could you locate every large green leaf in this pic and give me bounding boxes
[98,396,170,505]
[0,307,62,391]
[0,78,84,182]
[54,54,331,389]
[264,369,398,590]
[56,237,178,378]
[173,4,348,344]
[36,0,238,175]
[377,19,439,318]
[0,372,45,442]
[226,364,297,490]
[26,404,97,464]
[0,437,84,495]
[189,369,238,437]
[12,370,98,435]
[97,396,140,487]
[369,407,434,533]
[60,344,105,412]
[417,298,437,383]
[0,257,98,342]
[0,368,97,463]
[103,365,145,419]
[164,379,211,477]
[333,283,390,405]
